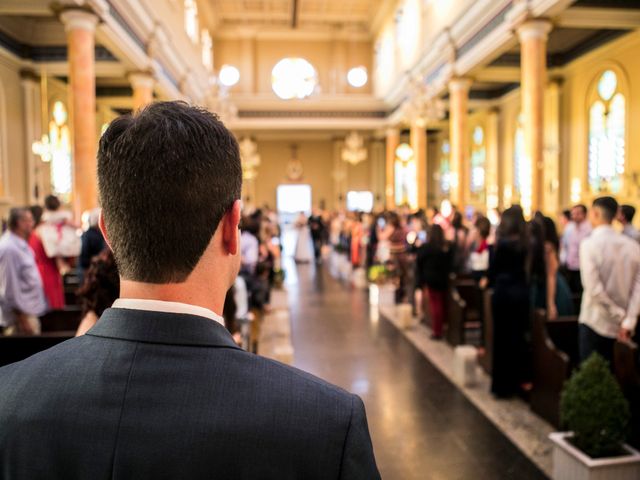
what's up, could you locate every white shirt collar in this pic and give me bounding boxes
[592,224,614,236]
[112,298,225,326]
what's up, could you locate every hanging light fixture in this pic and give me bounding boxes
[341,131,368,166]
[395,143,414,162]
[239,137,261,181]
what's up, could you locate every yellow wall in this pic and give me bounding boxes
[560,30,640,209]
[214,37,373,96]
[249,139,379,210]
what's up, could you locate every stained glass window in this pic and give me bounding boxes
[184,0,199,44]
[589,70,625,193]
[394,143,417,209]
[470,126,486,199]
[440,140,451,195]
[49,101,72,201]
[201,29,213,71]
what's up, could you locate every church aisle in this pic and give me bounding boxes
[288,263,547,480]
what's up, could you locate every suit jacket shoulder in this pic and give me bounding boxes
[0,309,380,480]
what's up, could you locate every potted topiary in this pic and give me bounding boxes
[549,352,640,480]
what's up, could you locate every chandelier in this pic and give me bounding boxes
[341,131,367,166]
[239,137,260,181]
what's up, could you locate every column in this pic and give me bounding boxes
[129,72,155,111]
[332,139,347,209]
[545,80,561,214]
[60,9,99,216]
[517,19,551,215]
[21,70,42,202]
[239,33,255,94]
[385,128,399,209]
[411,123,428,209]
[448,78,472,208]
[369,139,386,210]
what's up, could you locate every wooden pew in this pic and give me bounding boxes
[530,310,579,428]
[0,332,75,368]
[614,341,640,449]
[63,272,81,306]
[40,306,82,332]
[446,278,482,347]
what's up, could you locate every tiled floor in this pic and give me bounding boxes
[287,262,547,480]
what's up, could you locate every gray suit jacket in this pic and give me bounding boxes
[0,308,380,479]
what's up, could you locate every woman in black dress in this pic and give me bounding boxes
[489,206,530,398]
[416,224,452,339]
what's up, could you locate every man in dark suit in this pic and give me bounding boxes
[0,101,380,479]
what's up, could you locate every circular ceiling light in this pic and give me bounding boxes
[219,65,240,87]
[272,58,318,100]
[347,66,368,88]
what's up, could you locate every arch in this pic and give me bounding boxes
[585,63,630,194]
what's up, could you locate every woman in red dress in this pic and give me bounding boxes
[28,206,65,310]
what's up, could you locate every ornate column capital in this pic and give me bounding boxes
[385,127,400,138]
[517,19,552,43]
[448,77,473,93]
[60,9,99,33]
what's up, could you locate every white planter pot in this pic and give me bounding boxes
[550,432,640,480]
[378,284,396,307]
[369,284,379,306]
[352,268,368,289]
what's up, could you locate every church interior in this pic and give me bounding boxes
[1,0,640,478]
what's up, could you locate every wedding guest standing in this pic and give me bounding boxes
[618,204,640,243]
[579,197,640,364]
[416,224,452,339]
[488,206,530,398]
[0,208,47,335]
[561,204,591,295]
[28,205,65,310]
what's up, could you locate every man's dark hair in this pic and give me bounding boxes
[620,204,636,223]
[572,204,587,215]
[98,101,242,283]
[592,196,618,223]
[8,208,27,231]
[44,195,61,211]
[29,205,44,225]
[475,216,491,239]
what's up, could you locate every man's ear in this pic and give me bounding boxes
[98,211,113,251]
[222,200,242,255]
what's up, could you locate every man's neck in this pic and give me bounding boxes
[10,230,27,241]
[593,221,612,230]
[119,279,225,316]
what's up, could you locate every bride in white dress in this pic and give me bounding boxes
[294,212,314,263]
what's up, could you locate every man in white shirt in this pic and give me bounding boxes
[0,208,47,335]
[562,204,592,295]
[579,196,640,365]
[618,204,640,243]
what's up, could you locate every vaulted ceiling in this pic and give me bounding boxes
[200,0,386,34]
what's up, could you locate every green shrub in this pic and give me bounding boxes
[368,265,388,283]
[560,352,630,458]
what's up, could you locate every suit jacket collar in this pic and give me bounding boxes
[86,308,242,350]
